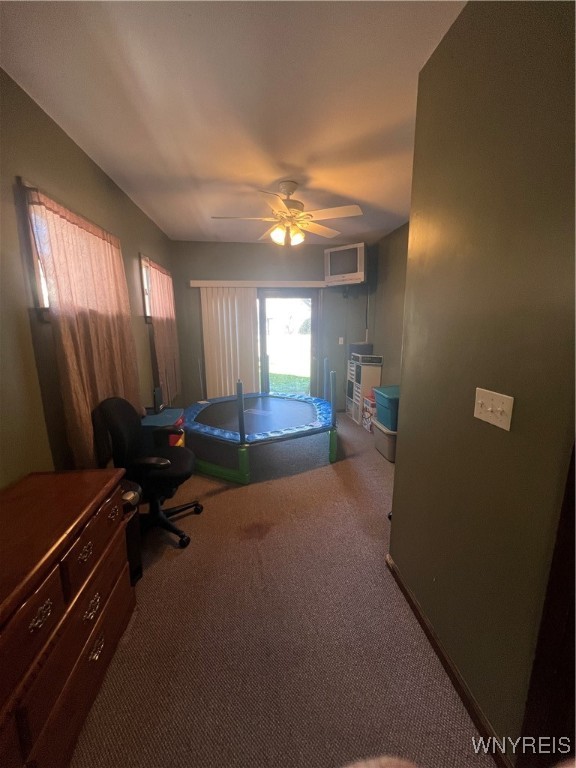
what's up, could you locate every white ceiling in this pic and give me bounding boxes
[0,1,465,245]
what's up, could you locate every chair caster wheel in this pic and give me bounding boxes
[194,504,203,515]
[178,535,191,548]
[387,512,392,521]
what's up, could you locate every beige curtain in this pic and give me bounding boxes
[148,261,181,404]
[26,187,141,468]
[200,286,259,397]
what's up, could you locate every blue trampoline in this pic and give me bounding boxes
[183,379,337,484]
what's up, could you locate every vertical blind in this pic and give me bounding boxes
[200,287,259,397]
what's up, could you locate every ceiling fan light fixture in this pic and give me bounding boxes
[270,224,288,245]
[289,225,305,246]
[270,223,305,246]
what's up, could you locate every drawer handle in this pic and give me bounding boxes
[29,598,53,633]
[78,541,93,563]
[83,592,101,622]
[88,635,105,662]
[107,505,120,522]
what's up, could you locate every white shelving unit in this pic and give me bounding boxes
[346,357,382,424]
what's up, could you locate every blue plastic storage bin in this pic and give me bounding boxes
[373,385,400,431]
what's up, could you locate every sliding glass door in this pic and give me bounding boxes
[258,289,319,396]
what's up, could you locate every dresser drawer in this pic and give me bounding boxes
[60,486,124,600]
[25,564,135,768]
[15,526,128,755]
[0,567,65,713]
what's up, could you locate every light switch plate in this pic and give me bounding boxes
[474,388,514,431]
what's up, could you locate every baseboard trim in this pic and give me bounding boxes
[385,553,514,768]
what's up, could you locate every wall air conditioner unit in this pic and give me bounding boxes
[324,243,366,286]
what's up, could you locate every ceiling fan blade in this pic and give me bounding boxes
[259,190,291,214]
[307,204,363,221]
[212,216,277,221]
[258,224,279,241]
[303,221,341,238]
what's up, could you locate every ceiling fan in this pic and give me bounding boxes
[212,181,363,246]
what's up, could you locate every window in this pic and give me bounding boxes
[25,183,141,467]
[140,255,181,404]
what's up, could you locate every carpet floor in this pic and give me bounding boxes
[70,415,495,768]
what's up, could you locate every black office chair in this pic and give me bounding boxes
[92,397,203,548]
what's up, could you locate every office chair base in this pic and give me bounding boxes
[144,499,203,548]
[163,501,202,547]
[165,501,204,518]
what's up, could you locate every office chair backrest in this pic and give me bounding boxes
[92,397,143,469]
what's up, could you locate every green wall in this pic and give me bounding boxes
[372,223,408,387]
[389,1,574,742]
[0,69,172,487]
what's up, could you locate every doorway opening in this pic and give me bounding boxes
[258,289,319,396]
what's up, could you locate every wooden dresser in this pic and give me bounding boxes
[0,470,137,768]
